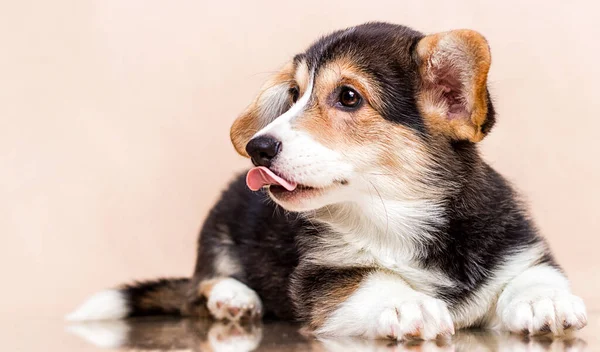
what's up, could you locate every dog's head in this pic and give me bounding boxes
[230,22,494,212]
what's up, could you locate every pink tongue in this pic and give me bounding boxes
[246,166,297,191]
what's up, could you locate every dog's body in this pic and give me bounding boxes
[68,23,587,340]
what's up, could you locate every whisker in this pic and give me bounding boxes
[325,204,334,221]
[368,180,389,237]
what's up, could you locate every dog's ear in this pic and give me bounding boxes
[230,62,295,157]
[415,29,494,142]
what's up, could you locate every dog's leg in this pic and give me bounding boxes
[198,277,263,321]
[495,264,587,335]
[293,268,454,341]
[191,219,263,321]
[191,233,263,321]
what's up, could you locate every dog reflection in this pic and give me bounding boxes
[68,318,288,352]
[67,318,587,352]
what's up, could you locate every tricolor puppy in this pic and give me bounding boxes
[68,22,587,340]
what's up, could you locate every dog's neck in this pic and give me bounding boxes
[302,148,490,266]
[298,196,454,293]
[304,194,447,265]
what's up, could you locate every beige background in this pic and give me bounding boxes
[1,0,599,319]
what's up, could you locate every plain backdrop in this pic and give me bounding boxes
[1,0,599,318]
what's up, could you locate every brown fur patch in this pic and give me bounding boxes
[307,277,363,331]
[294,59,386,149]
[416,29,491,142]
[198,277,225,298]
[133,280,192,315]
[315,58,384,109]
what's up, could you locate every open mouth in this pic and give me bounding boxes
[246,166,324,200]
[267,183,319,200]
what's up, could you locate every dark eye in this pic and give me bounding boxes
[289,87,299,103]
[338,87,362,108]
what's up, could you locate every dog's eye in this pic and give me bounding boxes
[338,87,362,109]
[289,87,300,103]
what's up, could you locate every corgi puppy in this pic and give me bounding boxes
[68,22,587,341]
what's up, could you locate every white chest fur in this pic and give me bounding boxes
[306,199,454,298]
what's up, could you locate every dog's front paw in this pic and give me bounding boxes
[376,297,455,341]
[206,278,263,321]
[499,288,587,336]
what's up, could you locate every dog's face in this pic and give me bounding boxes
[231,23,494,212]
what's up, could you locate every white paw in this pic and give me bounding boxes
[375,298,455,341]
[500,288,587,336]
[207,278,263,321]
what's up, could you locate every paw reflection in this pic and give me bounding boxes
[66,318,587,352]
[498,334,587,352]
[205,321,262,352]
[317,337,455,352]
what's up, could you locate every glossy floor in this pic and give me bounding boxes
[9,313,598,351]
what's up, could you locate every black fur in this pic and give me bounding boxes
[193,174,304,319]
[305,23,428,134]
[422,158,546,305]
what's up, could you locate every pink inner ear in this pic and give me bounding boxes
[433,64,469,119]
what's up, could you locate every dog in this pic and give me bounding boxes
[68,22,587,341]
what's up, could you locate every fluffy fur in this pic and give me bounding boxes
[68,22,586,340]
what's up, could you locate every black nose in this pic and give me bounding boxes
[245,135,282,167]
